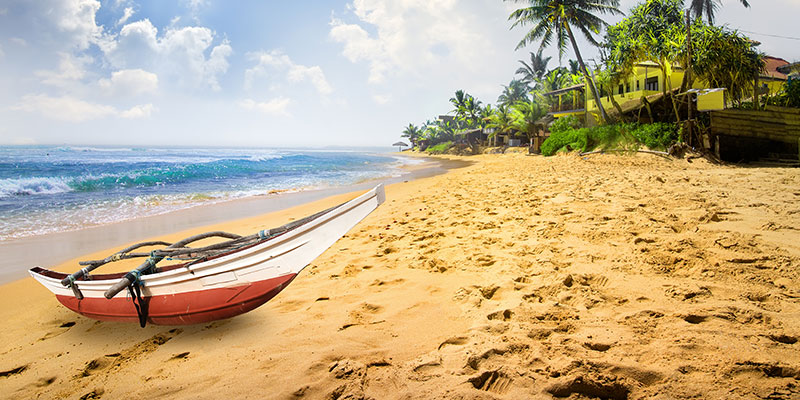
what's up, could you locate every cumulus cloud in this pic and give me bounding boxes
[239,98,292,116]
[329,0,491,84]
[56,0,105,50]
[117,7,134,26]
[120,103,155,118]
[34,52,91,87]
[104,19,232,91]
[245,50,333,95]
[13,94,153,122]
[98,69,159,96]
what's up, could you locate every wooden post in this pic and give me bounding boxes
[684,10,693,90]
[687,92,694,147]
[753,74,760,110]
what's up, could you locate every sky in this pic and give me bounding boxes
[0,0,798,148]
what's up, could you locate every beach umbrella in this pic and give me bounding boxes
[393,141,409,151]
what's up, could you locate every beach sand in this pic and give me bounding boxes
[1,153,799,399]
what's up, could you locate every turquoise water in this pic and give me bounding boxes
[0,146,411,240]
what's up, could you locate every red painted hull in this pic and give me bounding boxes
[55,273,297,325]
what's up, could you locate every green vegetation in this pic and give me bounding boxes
[397,0,762,156]
[505,0,623,124]
[425,141,454,154]
[541,116,677,156]
[768,79,800,108]
[689,0,750,25]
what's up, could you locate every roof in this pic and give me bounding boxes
[762,56,789,80]
[534,114,556,127]
[542,83,584,96]
[777,62,800,76]
[607,87,681,116]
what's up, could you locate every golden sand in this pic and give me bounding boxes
[1,153,799,399]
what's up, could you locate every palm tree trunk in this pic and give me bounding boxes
[566,24,610,124]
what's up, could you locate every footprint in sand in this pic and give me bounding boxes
[437,336,469,350]
[469,370,513,394]
[39,320,77,341]
[0,364,28,377]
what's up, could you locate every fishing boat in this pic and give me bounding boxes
[29,184,385,327]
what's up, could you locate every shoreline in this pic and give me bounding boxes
[0,155,470,284]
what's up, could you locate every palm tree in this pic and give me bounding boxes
[516,49,552,86]
[497,79,530,107]
[689,0,750,25]
[506,0,622,124]
[449,90,482,129]
[568,59,580,75]
[510,99,547,143]
[485,104,516,146]
[401,124,423,148]
[538,67,571,92]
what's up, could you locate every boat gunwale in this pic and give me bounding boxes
[29,185,382,291]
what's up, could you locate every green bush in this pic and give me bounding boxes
[425,141,453,154]
[550,115,582,135]
[768,79,800,108]
[541,121,678,156]
[631,123,678,150]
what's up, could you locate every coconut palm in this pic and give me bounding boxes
[449,90,483,129]
[510,99,547,143]
[497,79,530,107]
[516,49,552,87]
[401,124,423,148]
[689,0,750,25]
[568,59,580,75]
[485,104,516,145]
[506,0,622,124]
[538,67,572,92]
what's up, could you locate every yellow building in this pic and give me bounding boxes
[580,58,788,124]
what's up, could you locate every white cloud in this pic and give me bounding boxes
[372,94,390,104]
[104,19,232,91]
[245,50,333,95]
[330,0,491,85]
[34,52,91,87]
[10,38,27,46]
[13,94,153,122]
[120,103,155,118]
[117,7,134,26]
[98,69,158,96]
[13,94,117,122]
[239,98,292,116]
[56,0,105,50]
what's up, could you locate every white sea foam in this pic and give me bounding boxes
[0,177,72,197]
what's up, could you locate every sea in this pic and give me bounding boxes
[0,146,416,241]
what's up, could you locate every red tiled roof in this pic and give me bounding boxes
[763,56,789,80]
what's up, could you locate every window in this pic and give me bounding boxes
[625,83,631,93]
[645,76,658,91]
[618,84,624,95]
[636,80,640,91]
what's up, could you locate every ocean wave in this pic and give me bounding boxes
[0,177,72,197]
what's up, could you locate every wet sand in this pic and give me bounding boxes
[1,152,799,399]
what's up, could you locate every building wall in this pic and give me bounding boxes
[584,62,785,123]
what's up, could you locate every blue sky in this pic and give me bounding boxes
[1,0,798,147]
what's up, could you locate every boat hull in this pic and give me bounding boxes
[29,184,384,326]
[54,273,297,325]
